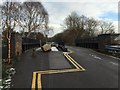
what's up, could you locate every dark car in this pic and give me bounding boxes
[57,41,67,52]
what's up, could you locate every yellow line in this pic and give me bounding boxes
[64,53,80,69]
[38,73,42,90]
[31,72,36,90]
[36,69,81,74]
[68,49,74,53]
[32,49,86,89]
[66,54,86,71]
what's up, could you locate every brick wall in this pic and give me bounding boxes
[15,33,22,56]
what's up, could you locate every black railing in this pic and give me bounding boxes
[75,34,120,51]
[105,45,120,53]
[22,38,40,52]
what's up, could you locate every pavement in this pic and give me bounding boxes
[10,46,119,89]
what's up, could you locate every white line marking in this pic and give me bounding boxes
[91,50,120,60]
[89,54,102,60]
[94,56,102,60]
[110,62,118,66]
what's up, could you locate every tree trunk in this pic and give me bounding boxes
[8,38,11,64]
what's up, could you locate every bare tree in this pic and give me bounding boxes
[85,18,98,37]
[1,2,21,64]
[16,2,48,38]
[77,15,88,38]
[56,11,116,45]
[64,12,83,39]
[43,26,54,43]
[99,20,115,34]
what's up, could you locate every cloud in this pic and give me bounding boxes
[1,0,118,36]
[42,1,118,36]
[41,0,119,3]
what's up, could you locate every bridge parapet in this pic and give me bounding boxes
[75,34,120,51]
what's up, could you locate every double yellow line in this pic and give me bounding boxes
[64,53,86,71]
[32,72,42,90]
[31,72,36,90]
[31,50,86,90]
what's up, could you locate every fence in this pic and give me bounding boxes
[22,37,40,52]
[2,32,41,59]
[75,34,120,51]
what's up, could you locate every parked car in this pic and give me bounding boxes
[57,41,68,52]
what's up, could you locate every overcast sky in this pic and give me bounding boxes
[1,0,119,37]
[41,0,119,37]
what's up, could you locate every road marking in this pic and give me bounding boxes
[38,73,42,90]
[91,49,120,60]
[94,56,102,60]
[31,49,86,89]
[89,54,102,60]
[68,49,74,53]
[64,53,80,69]
[36,69,80,74]
[110,62,118,66]
[66,54,86,71]
[31,72,36,90]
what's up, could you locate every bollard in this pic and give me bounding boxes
[32,48,35,57]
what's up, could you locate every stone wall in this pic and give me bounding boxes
[10,32,22,58]
[15,33,22,56]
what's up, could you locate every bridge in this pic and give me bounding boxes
[75,34,120,52]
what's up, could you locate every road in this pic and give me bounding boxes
[65,46,119,88]
[10,46,119,89]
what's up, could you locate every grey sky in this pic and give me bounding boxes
[1,0,119,37]
[41,0,118,37]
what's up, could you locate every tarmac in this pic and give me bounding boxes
[11,47,74,88]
